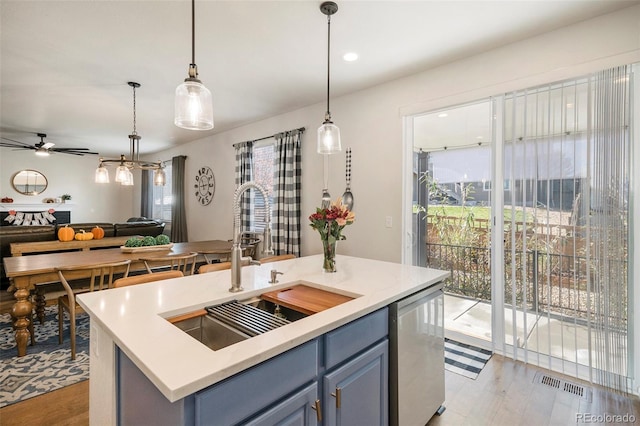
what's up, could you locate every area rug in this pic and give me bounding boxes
[0,306,89,407]
[444,338,492,380]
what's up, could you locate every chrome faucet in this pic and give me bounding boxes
[269,269,283,284]
[230,181,273,292]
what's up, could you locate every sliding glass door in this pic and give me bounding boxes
[407,64,636,392]
[410,100,494,347]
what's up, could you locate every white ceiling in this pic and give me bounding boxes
[1,0,636,158]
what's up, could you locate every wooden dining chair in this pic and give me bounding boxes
[56,259,132,359]
[260,254,296,264]
[198,261,232,274]
[140,252,198,276]
[114,270,183,288]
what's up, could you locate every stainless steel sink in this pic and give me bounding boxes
[242,297,308,322]
[170,299,306,351]
[172,314,250,351]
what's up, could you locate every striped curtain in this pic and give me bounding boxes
[235,141,254,231]
[273,130,303,256]
[501,65,631,392]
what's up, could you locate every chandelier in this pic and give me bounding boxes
[95,82,165,186]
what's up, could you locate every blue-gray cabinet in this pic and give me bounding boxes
[193,340,319,425]
[117,308,388,425]
[322,341,388,425]
[244,383,319,426]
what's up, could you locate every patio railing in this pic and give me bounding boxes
[425,242,624,320]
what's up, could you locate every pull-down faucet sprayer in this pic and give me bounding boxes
[230,181,273,292]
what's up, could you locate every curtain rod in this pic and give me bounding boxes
[232,127,305,148]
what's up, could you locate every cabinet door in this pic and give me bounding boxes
[195,340,318,425]
[243,383,319,426]
[323,340,388,426]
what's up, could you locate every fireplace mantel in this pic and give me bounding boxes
[1,203,73,225]
[0,203,74,212]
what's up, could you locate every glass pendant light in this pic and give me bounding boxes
[317,1,341,154]
[175,0,213,130]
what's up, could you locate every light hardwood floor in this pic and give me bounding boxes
[0,381,88,426]
[429,355,640,426]
[1,355,638,425]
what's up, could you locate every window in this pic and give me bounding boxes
[152,164,172,222]
[482,180,511,191]
[251,142,275,232]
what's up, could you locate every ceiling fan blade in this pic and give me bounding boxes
[50,148,99,156]
[1,143,36,150]
[42,142,55,149]
[54,147,91,151]
[0,137,34,147]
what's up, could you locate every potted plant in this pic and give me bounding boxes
[61,194,72,203]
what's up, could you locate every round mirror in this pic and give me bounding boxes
[11,170,48,195]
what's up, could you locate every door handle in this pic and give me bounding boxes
[331,387,342,408]
[311,399,322,422]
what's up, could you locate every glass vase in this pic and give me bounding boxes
[322,237,337,272]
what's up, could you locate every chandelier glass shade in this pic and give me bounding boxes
[95,82,165,186]
[317,1,341,154]
[154,167,167,186]
[115,158,132,184]
[95,163,109,183]
[175,0,213,131]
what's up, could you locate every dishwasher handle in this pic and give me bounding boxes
[395,282,443,313]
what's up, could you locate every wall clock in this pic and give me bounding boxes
[195,166,215,206]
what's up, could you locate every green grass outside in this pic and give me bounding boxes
[417,205,533,222]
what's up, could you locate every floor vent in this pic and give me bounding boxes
[563,381,584,398]
[540,374,561,389]
[534,372,592,401]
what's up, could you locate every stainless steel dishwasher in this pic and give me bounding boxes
[389,282,445,426]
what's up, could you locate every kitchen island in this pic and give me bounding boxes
[77,254,448,425]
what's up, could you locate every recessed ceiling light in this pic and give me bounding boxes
[476,136,483,139]
[438,113,448,118]
[343,52,358,62]
[566,103,574,108]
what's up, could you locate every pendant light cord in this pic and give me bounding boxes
[191,0,196,66]
[132,84,137,135]
[326,14,331,120]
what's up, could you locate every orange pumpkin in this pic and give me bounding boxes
[74,230,94,241]
[58,225,75,242]
[91,226,105,240]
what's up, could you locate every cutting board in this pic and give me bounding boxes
[260,285,354,316]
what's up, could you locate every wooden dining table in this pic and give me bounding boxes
[3,239,234,357]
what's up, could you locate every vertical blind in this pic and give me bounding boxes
[502,65,631,392]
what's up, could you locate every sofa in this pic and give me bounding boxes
[1,219,165,289]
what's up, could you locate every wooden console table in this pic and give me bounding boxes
[10,236,132,256]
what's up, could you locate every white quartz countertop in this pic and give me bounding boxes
[77,255,449,402]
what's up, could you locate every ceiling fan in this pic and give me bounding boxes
[0,133,99,156]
